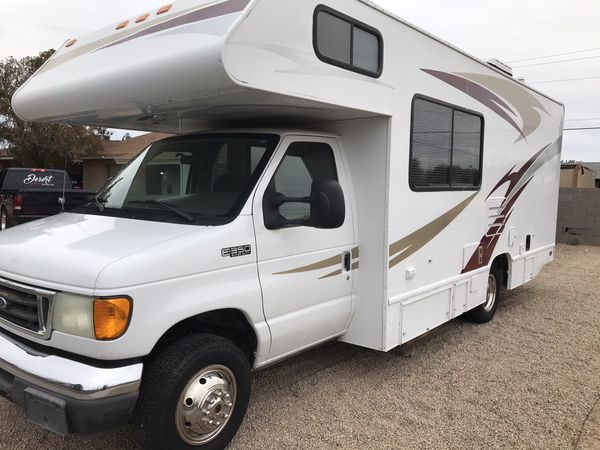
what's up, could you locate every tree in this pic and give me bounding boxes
[0,49,111,168]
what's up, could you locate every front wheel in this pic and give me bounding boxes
[465,265,502,323]
[138,334,251,450]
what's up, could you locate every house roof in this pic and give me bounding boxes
[582,162,600,179]
[82,132,172,164]
[561,162,597,175]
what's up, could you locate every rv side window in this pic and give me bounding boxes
[410,97,483,191]
[314,5,383,78]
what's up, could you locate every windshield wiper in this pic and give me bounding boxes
[125,200,197,224]
[95,196,107,213]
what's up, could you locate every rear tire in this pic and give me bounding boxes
[0,207,8,231]
[138,334,251,450]
[465,265,502,323]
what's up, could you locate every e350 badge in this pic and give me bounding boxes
[221,245,252,258]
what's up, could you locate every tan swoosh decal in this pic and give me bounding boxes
[274,246,359,277]
[274,254,342,276]
[389,193,477,269]
[319,261,359,280]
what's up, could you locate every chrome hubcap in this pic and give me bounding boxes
[483,274,497,312]
[0,212,6,231]
[175,365,236,446]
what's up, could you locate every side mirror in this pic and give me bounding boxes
[309,179,345,229]
[263,179,345,230]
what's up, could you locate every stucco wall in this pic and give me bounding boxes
[557,188,600,245]
[559,167,597,189]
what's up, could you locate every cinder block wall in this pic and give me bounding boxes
[557,188,600,245]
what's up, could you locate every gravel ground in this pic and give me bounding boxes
[0,243,598,449]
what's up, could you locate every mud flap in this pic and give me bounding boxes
[24,387,69,435]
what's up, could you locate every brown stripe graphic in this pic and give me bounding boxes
[462,139,561,273]
[422,69,525,140]
[456,72,549,141]
[99,0,251,52]
[37,0,250,75]
[388,193,478,269]
[422,69,550,142]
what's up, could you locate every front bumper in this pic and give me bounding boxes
[0,331,142,434]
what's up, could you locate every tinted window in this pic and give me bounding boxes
[452,111,482,187]
[353,27,379,73]
[410,98,483,191]
[410,100,453,188]
[314,6,383,78]
[268,142,338,224]
[3,170,70,190]
[316,11,352,64]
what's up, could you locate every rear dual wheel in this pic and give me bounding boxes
[465,264,503,323]
[139,334,251,450]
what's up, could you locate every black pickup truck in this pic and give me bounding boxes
[0,168,94,230]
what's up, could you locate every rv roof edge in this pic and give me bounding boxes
[12,0,563,134]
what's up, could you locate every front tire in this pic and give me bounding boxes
[138,334,251,450]
[465,265,502,323]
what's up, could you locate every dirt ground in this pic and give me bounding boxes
[0,243,598,450]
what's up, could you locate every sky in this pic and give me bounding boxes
[0,0,599,161]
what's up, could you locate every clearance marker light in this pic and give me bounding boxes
[65,39,77,48]
[157,4,173,15]
[136,13,150,23]
[116,20,129,30]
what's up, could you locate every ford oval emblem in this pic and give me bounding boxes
[0,297,7,309]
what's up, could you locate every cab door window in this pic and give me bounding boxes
[267,142,338,224]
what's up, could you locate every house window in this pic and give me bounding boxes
[314,5,383,78]
[410,96,484,191]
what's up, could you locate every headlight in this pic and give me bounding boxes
[53,293,132,341]
[53,293,94,339]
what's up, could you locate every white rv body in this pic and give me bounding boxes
[4,0,563,442]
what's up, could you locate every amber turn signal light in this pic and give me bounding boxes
[157,4,172,14]
[65,39,77,48]
[93,297,132,341]
[136,13,150,23]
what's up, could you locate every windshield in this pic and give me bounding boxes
[80,134,279,225]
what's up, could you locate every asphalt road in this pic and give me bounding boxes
[0,243,598,449]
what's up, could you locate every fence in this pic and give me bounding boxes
[556,188,600,245]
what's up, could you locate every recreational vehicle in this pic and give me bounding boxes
[2,0,563,448]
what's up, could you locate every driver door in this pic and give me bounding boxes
[253,135,356,362]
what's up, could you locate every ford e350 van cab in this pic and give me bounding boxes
[2,0,563,448]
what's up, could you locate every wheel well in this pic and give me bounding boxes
[491,254,509,288]
[147,309,258,366]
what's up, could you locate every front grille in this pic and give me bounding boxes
[0,278,54,338]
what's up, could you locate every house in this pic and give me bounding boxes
[81,132,171,191]
[560,163,597,189]
[581,162,600,188]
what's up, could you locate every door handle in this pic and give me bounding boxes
[343,251,351,272]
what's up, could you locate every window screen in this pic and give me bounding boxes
[410,97,483,191]
[314,6,383,77]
